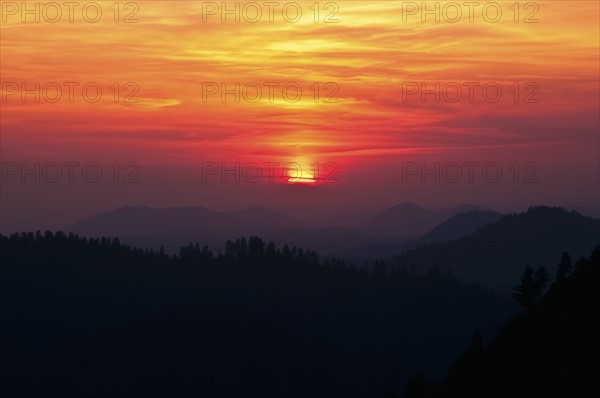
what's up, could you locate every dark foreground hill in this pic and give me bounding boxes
[405,246,600,397]
[0,232,513,398]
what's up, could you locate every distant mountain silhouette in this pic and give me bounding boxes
[66,206,406,256]
[67,204,597,274]
[66,204,488,257]
[360,202,482,237]
[66,206,305,238]
[418,210,503,244]
[228,206,304,229]
[396,206,600,292]
[341,210,502,262]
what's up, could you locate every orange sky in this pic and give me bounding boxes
[1,1,599,229]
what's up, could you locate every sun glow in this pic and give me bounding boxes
[287,175,318,184]
[285,158,319,184]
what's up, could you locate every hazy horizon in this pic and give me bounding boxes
[2,1,599,234]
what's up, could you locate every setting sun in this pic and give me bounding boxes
[285,160,317,184]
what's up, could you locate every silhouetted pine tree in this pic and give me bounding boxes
[555,251,572,282]
[513,265,536,308]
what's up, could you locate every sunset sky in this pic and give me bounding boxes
[1,1,599,231]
